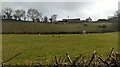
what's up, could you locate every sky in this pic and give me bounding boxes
[1,0,120,21]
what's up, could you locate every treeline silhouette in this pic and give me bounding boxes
[1,7,119,23]
[1,8,58,23]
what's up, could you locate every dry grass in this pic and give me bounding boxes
[1,48,120,67]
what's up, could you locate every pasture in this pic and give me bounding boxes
[2,20,116,33]
[2,32,118,65]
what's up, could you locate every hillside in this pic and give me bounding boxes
[2,20,116,34]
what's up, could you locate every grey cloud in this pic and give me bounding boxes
[2,2,94,18]
[1,0,96,2]
[2,1,118,20]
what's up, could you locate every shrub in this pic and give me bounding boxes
[1,48,120,66]
[98,25,106,28]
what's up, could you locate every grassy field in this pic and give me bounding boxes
[2,32,118,65]
[2,20,116,33]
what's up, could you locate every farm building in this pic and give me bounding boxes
[97,19,109,22]
[62,18,80,23]
[86,17,92,22]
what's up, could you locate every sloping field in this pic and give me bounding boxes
[2,20,115,33]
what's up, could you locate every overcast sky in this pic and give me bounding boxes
[1,0,120,21]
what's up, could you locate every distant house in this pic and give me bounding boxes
[97,19,109,22]
[80,20,87,23]
[86,17,92,22]
[62,18,80,23]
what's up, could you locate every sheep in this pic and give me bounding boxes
[83,31,86,34]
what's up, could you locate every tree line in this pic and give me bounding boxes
[1,8,58,22]
[1,7,120,23]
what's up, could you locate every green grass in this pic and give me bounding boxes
[2,32,118,64]
[2,20,115,33]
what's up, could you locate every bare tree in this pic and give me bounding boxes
[49,17,53,22]
[27,8,39,22]
[14,9,25,21]
[114,10,120,17]
[114,10,120,31]
[39,12,43,22]
[52,14,58,22]
[1,10,5,19]
[108,10,120,23]
[49,14,58,23]
[43,16,48,22]
[3,8,13,19]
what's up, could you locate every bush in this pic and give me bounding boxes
[98,25,106,28]
[1,48,120,66]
